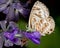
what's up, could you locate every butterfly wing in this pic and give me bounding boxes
[28,1,55,36]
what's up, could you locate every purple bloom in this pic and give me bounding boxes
[23,31,41,44]
[0,0,30,21]
[0,21,23,47]
[4,28,18,43]
[0,20,18,31]
[3,29,23,47]
[0,20,7,31]
[12,2,30,17]
[14,30,41,44]
[1,21,21,43]
[0,20,41,48]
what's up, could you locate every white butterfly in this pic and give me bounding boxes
[27,1,55,36]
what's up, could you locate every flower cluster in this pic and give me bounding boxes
[0,0,41,48]
[0,0,30,21]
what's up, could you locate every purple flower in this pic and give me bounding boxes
[3,29,23,47]
[1,21,21,43]
[0,20,23,47]
[0,20,41,48]
[12,30,41,44]
[0,0,30,21]
[4,28,18,43]
[0,20,18,31]
[23,31,41,44]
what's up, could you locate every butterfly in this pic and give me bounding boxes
[27,1,55,36]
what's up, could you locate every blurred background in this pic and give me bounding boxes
[0,0,60,48]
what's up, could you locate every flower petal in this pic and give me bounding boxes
[7,21,18,31]
[14,38,21,45]
[14,9,19,21]
[0,0,8,4]
[6,6,15,21]
[0,32,5,48]
[30,31,41,38]
[4,32,14,40]
[29,37,40,44]
[0,0,11,12]
[0,36,3,48]
[4,31,18,43]
[19,8,30,17]
[5,6,19,21]
[24,31,41,44]
[12,3,22,10]
[12,3,30,18]
[0,20,7,31]
[4,40,13,47]
[0,3,7,12]
[3,7,10,14]
[3,24,19,43]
